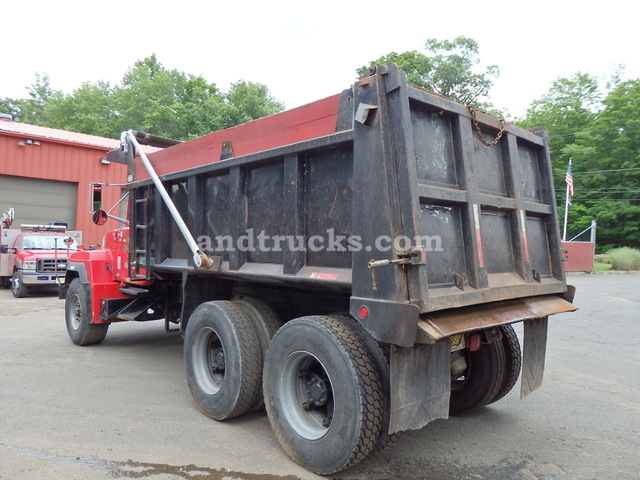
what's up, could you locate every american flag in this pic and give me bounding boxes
[565,161,574,206]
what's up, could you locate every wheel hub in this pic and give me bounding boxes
[209,347,225,373]
[305,373,328,407]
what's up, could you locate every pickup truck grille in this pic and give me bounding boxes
[36,258,68,273]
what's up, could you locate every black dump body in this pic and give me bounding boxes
[127,64,571,348]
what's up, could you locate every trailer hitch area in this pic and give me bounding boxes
[368,246,427,269]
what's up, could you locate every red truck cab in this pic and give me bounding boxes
[1,225,82,298]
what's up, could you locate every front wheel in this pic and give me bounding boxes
[65,278,109,345]
[11,272,28,298]
[263,316,383,475]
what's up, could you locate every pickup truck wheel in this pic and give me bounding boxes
[65,278,109,346]
[487,324,522,405]
[233,297,282,411]
[449,335,506,416]
[184,301,262,421]
[263,316,383,475]
[11,272,29,298]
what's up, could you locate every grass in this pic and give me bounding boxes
[593,248,640,271]
[606,247,640,270]
[593,260,613,272]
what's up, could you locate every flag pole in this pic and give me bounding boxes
[562,182,569,242]
[562,158,572,242]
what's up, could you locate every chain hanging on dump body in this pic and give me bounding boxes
[467,105,506,147]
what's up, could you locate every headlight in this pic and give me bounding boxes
[22,261,37,270]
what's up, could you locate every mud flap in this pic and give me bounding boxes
[521,316,548,398]
[389,340,450,434]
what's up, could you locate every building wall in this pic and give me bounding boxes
[0,131,128,247]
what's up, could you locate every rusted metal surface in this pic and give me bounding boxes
[417,294,577,342]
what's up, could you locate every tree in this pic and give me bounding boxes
[218,80,285,129]
[2,55,284,140]
[573,80,640,250]
[111,54,204,138]
[1,73,56,124]
[517,73,601,166]
[45,81,117,138]
[358,36,499,110]
[519,73,640,251]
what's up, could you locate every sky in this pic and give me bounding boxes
[1,0,638,121]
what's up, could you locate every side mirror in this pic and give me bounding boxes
[92,210,108,226]
[1,245,16,254]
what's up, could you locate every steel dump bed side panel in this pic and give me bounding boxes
[137,93,344,180]
[127,65,569,346]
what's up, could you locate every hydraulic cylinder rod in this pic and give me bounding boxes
[122,130,213,268]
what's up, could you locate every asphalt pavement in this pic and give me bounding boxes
[1,274,638,480]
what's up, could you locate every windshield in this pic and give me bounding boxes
[21,235,79,250]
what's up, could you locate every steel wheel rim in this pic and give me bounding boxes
[67,293,82,330]
[193,327,225,395]
[11,276,20,295]
[279,350,334,440]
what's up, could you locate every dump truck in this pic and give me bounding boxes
[60,64,576,475]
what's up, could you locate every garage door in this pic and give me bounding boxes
[0,175,78,229]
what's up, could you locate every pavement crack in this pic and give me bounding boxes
[0,444,301,480]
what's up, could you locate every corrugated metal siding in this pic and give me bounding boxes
[0,129,128,246]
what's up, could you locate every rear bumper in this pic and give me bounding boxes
[417,294,577,343]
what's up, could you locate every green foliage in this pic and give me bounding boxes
[517,72,601,165]
[219,81,285,129]
[517,73,640,252]
[1,54,284,140]
[606,247,640,270]
[358,36,499,110]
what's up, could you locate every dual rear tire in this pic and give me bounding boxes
[263,315,384,475]
[449,324,522,415]
[184,304,386,475]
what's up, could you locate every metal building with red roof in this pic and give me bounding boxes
[0,117,131,246]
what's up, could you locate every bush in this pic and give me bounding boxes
[606,247,640,270]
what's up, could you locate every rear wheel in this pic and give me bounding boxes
[487,324,522,405]
[449,332,506,416]
[233,297,282,411]
[329,313,401,452]
[65,278,109,345]
[11,272,28,298]
[263,315,383,475]
[184,301,262,420]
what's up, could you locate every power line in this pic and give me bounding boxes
[573,190,640,194]
[553,167,640,175]
[575,187,640,190]
[569,198,640,201]
[548,123,640,138]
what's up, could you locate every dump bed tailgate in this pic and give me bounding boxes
[349,65,567,329]
[409,86,565,311]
